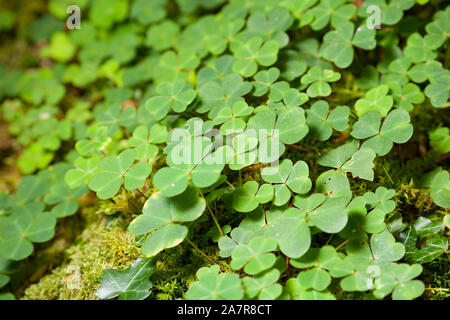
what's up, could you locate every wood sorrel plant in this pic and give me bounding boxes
[0,0,448,301]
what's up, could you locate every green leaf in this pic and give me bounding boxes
[232,37,279,77]
[0,203,56,260]
[96,258,156,300]
[186,265,244,300]
[128,187,205,257]
[306,101,349,140]
[263,208,311,258]
[354,85,394,117]
[145,80,196,120]
[301,66,341,98]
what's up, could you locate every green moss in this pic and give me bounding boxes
[21,209,140,300]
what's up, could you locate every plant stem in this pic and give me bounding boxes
[185,238,216,265]
[224,180,236,189]
[136,188,148,199]
[382,165,394,185]
[336,239,349,250]
[198,188,224,237]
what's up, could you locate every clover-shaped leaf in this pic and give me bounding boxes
[225,132,258,170]
[301,66,341,98]
[145,20,180,51]
[262,208,311,258]
[154,49,200,83]
[261,160,312,206]
[44,182,87,218]
[285,277,336,300]
[130,0,166,25]
[404,33,437,64]
[245,7,293,48]
[310,0,356,30]
[232,37,279,77]
[318,140,376,180]
[186,265,244,300]
[354,84,394,117]
[89,0,128,29]
[128,124,167,160]
[388,82,425,111]
[154,137,225,197]
[213,101,254,135]
[243,268,282,300]
[96,258,156,300]
[247,107,309,163]
[0,203,56,260]
[420,168,450,208]
[371,231,405,262]
[233,181,274,212]
[252,67,280,97]
[429,127,450,154]
[198,73,252,117]
[206,18,245,55]
[145,80,196,120]
[321,22,376,68]
[231,236,278,275]
[291,246,347,291]
[65,156,101,189]
[358,0,415,26]
[373,262,425,300]
[75,125,112,156]
[88,149,151,199]
[129,187,205,257]
[351,109,413,156]
[424,17,450,50]
[424,67,450,108]
[306,101,350,141]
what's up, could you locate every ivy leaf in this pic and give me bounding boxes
[96,258,156,300]
[186,265,244,300]
[128,187,205,257]
[354,85,394,117]
[306,101,350,141]
[145,80,196,120]
[232,37,279,77]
